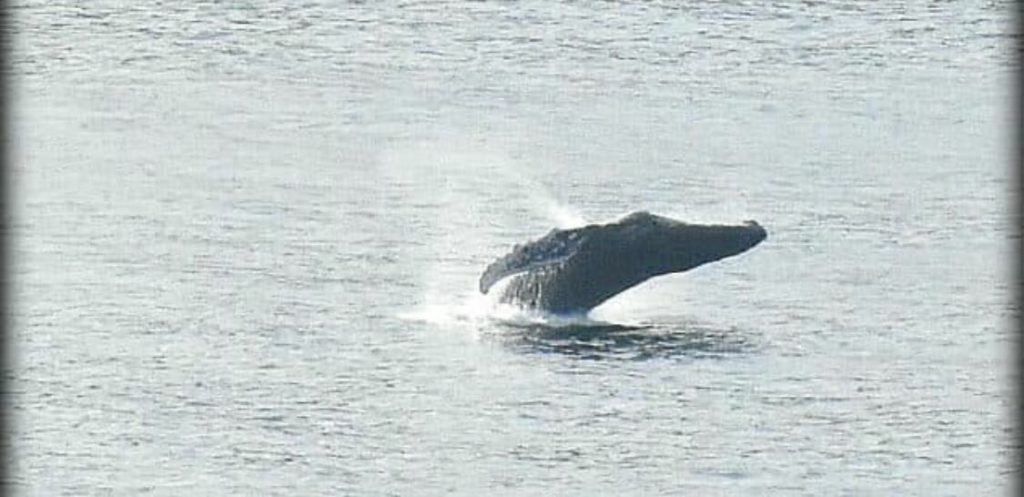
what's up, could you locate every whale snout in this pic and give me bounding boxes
[742,220,768,243]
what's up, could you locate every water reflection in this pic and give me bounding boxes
[490,320,756,361]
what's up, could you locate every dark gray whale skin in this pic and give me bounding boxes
[480,211,767,314]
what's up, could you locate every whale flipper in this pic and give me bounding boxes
[479,228,588,293]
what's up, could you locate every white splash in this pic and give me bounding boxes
[380,133,595,330]
[544,200,588,229]
[399,277,620,329]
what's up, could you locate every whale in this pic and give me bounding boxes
[479,211,767,314]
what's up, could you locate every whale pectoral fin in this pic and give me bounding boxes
[479,255,570,293]
[479,230,585,293]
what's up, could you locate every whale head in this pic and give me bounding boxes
[602,211,767,278]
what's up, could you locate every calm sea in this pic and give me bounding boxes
[10,1,1015,495]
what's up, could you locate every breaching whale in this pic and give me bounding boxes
[479,211,767,314]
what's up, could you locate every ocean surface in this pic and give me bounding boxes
[9,1,1016,496]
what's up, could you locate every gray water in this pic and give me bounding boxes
[10,1,1016,496]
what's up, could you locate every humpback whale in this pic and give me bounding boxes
[480,211,767,314]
